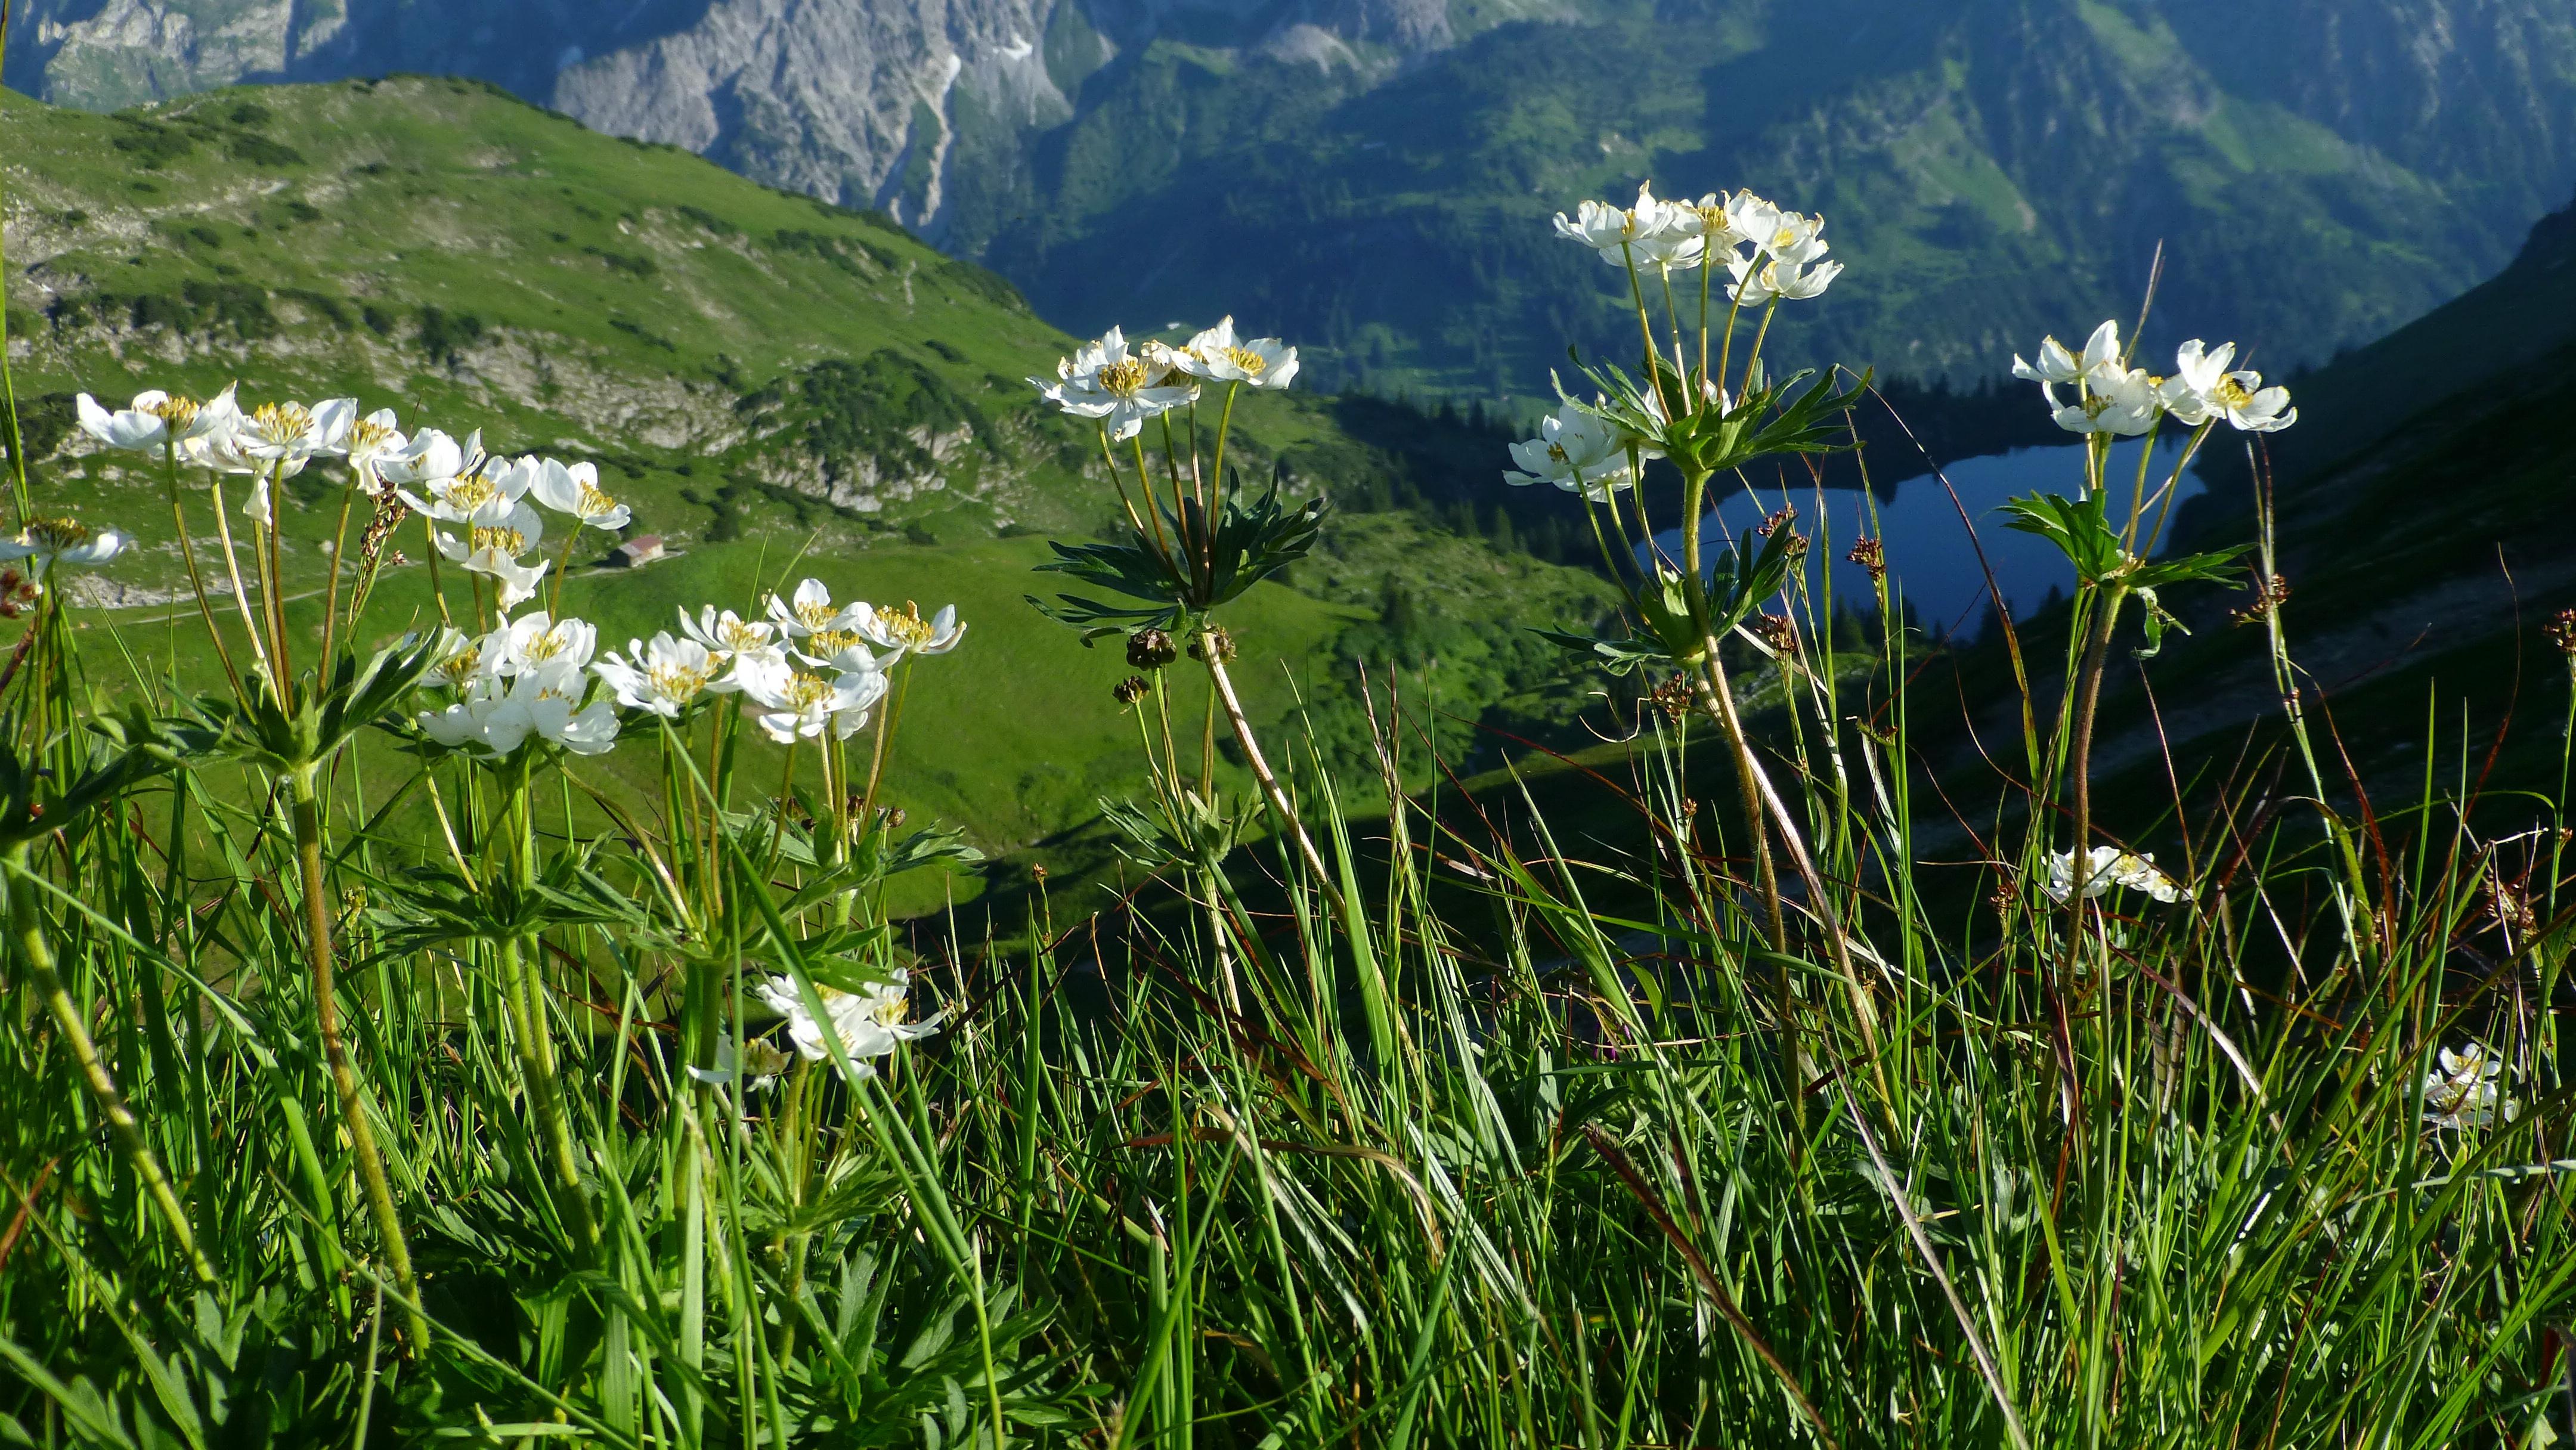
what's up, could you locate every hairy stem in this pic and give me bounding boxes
[1200,645,1338,903]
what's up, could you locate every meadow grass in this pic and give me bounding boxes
[4,162,2574,1450]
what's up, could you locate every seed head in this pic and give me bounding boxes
[1750,613,1799,653]
[1112,674,1153,705]
[1845,536,1885,583]
[2231,572,2292,627]
[1128,627,1177,670]
[1187,625,1236,664]
[2548,607,2576,659]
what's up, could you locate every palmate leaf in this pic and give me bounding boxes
[192,628,453,774]
[1538,527,1795,673]
[0,704,221,851]
[358,841,651,956]
[1030,487,1329,635]
[1554,354,1869,480]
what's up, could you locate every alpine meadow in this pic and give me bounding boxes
[7,4,2576,1448]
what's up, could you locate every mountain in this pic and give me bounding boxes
[0,77,1620,907]
[13,1,2576,406]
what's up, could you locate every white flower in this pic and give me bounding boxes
[377,427,473,494]
[1553,182,1704,272]
[1683,190,1750,250]
[2162,340,2295,433]
[2423,1042,2513,1130]
[1726,253,1843,304]
[177,386,256,474]
[685,1036,795,1092]
[2014,320,2123,389]
[1175,315,1299,389]
[418,656,616,757]
[486,610,599,677]
[595,632,723,717]
[402,452,532,526]
[753,970,942,1079]
[75,389,229,453]
[677,606,788,685]
[850,600,966,664]
[233,398,357,476]
[342,409,408,494]
[1028,326,1200,442]
[1504,402,1636,498]
[737,655,889,743]
[529,458,632,530]
[2051,366,2163,438]
[765,579,863,640]
[1738,199,1831,267]
[2044,846,2185,903]
[0,517,129,575]
[432,500,550,611]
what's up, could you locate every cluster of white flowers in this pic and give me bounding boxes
[2044,845,2185,904]
[75,385,642,612]
[1554,182,1844,303]
[426,578,968,756]
[1504,402,1649,497]
[2012,320,2296,438]
[2422,1042,2515,1131]
[1029,315,1299,439]
[752,969,942,1080]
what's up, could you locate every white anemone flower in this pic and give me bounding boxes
[595,633,724,717]
[1684,191,1750,250]
[1504,403,1636,498]
[2044,846,2184,904]
[2051,366,2163,438]
[1727,253,1843,304]
[1027,327,1200,442]
[2162,342,2296,434]
[677,606,788,684]
[178,388,258,475]
[234,398,357,476]
[753,969,942,1079]
[487,611,599,678]
[2014,320,2124,390]
[1553,182,1704,272]
[2423,1043,2513,1130]
[433,500,550,611]
[515,659,620,755]
[530,458,632,530]
[850,600,966,664]
[737,655,889,743]
[1175,316,1299,389]
[342,409,407,493]
[0,517,130,575]
[377,427,473,494]
[766,579,864,640]
[75,389,230,453]
[418,652,617,758]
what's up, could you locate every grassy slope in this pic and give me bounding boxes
[0,77,1620,911]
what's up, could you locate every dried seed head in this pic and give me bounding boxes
[1648,672,1696,720]
[1128,627,1177,670]
[2231,572,2292,627]
[1750,613,1799,653]
[1111,674,1153,705]
[2548,607,2576,659]
[1845,536,1885,582]
[1187,625,1236,664]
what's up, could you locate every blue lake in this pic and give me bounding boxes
[1644,436,2202,637]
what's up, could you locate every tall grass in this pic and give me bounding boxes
[2,168,2572,1450]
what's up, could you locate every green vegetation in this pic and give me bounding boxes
[0,78,1622,907]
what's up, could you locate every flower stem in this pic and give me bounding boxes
[1199,643,1338,904]
[290,769,428,1354]
[6,848,216,1284]
[2060,585,2126,977]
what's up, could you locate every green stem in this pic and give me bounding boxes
[290,770,428,1352]
[1200,647,1339,904]
[501,763,600,1256]
[7,848,215,1284]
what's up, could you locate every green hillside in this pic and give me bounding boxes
[957,0,2576,401]
[0,76,1621,908]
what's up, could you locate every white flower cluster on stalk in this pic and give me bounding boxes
[1553,182,1844,303]
[2044,845,2185,904]
[419,612,621,757]
[753,969,943,1080]
[2422,1042,2515,1131]
[1029,316,1299,439]
[2012,320,2296,438]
